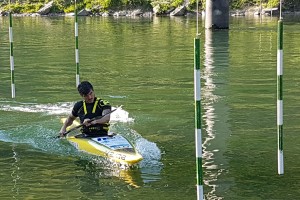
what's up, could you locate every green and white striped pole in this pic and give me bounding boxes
[9,10,15,98]
[75,0,80,87]
[194,34,204,200]
[277,3,284,175]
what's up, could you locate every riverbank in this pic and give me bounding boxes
[231,5,300,17]
[1,3,300,18]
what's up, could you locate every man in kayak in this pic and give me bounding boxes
[59,81,112,137]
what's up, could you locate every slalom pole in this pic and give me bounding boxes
[75,0,80,87]
[194,34,203,200]
[9,4,15,98]
[194,0,203,198]
[277,1,284,175]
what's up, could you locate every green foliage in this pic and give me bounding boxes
[63,0,85,13]
[63,4,74,12]
[151,2,170,13]
[4,2,23,13]
[99,0,117,10]
[80,0,121,11]
[266,0,279,8]
[122,0,143,7]
[1,2,43,13]
[22,2,43,12]
[230,0,281,9]
[151,0,182,13]
[50,0,65,13]
[187,0,204,11]
[0,0,299,13]
[83,0,92,9]
[229,0,255,9]
[171,0,183,8]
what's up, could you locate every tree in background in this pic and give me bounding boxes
[0,0,299,13]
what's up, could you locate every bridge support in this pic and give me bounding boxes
[205,0,229,29]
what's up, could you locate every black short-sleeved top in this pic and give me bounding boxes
[72,97,111,135]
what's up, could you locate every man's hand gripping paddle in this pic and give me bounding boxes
[56,106,121,138]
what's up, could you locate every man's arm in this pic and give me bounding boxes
[85,108,111,126]
[59,114,76,136]
[100,108,111,123]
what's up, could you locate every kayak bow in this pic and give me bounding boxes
[61,118,143,165]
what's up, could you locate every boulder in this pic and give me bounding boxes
[37,1,54,15]
[143,12,153,17]
[153,5,161,15]
[102,12,110,17]
[78,9,91,16]
[113,11,127,17]
[131,9,143,16]
[170,5,187,16]
[262,7,279,16]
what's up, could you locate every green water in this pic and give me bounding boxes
[0,15,300,199]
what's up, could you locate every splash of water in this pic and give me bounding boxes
[0,100,162,185]
[135,137,163,183]
[0,101,134,122]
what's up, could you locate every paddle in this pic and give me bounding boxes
[56,107,119,138]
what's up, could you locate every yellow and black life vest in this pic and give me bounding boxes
[80,98,110,135]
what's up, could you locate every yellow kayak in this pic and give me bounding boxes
[61,118,143,165]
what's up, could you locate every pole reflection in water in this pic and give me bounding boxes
[202,29,230,200]
[11,144,20,199]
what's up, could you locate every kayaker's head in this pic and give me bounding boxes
[78,81,95,103]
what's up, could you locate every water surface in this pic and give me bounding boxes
[0,15,300,199]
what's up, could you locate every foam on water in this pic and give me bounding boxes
[110,106,134,122]
[0,101,72,115]
[135,137,163,183]
[0,101,134,122]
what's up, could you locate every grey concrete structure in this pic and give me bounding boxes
[205,0,229,29]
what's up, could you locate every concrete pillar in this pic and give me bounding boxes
[205,0,229,29]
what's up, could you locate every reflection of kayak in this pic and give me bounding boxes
[61,118,143,165]
[74,159,143,188]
